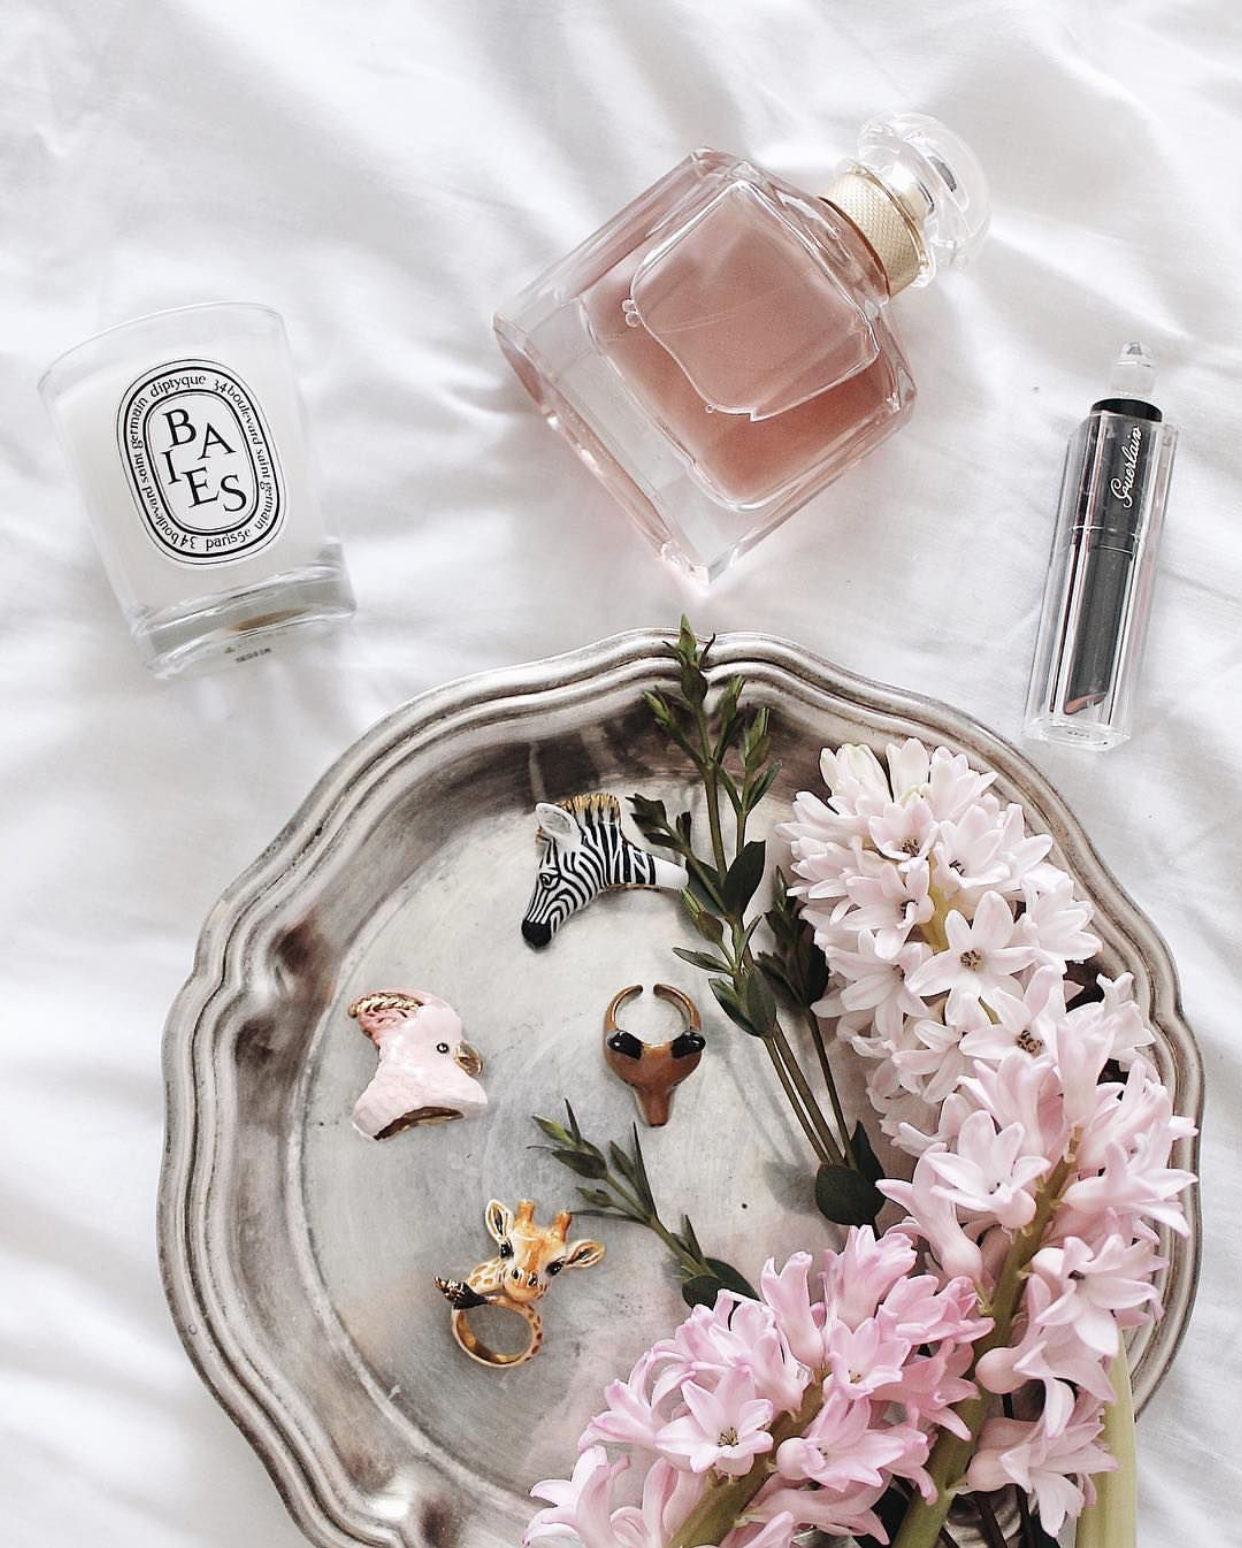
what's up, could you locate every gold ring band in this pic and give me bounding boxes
[450,1303,538,1368]
[604,982,701,1034]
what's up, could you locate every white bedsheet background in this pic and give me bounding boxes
[3,2,1239,1543]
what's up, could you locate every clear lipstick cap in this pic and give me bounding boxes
[1106,341,1158,403]
[855,112,991,285]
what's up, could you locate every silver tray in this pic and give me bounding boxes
[159,629,1203,1548]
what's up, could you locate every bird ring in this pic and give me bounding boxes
[434,1199,604,1368]
[603,983,706,1127]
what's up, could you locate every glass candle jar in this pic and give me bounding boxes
[41,302,354,676]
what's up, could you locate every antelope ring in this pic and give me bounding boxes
[603,983,705,1127]
[434,1199,604,1368]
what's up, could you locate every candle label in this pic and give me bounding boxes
[118,359,285,565]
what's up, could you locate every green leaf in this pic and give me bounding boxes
[641,693,679,737]
[629,1125,654,1203]
[682,889,725,943]
[743,966,778,1035]
[676,616,699,664]
[536,1147,610,1180]
[763,906,795,950]
[850,1121,885,1186]
[702,1258,758,1299]
[608,1140,638,1186]
[564,1100,583,1144]
[576,1188,618,1210]
[1073,1349,1135,1548]
[686,859,723,908]
[756,952,796,1002]
[744,761,782,812]
[680,1275,725,1309]
[708,977,760,1036]
[532,1115,572,1147]
[718,769,744,815]
[628,791,670,835]
[560,1103,608,1164]
[712,675,745,758]
[737,915,763,957]
[722,839,767,915]
[795,930,831,1003]
[679,1259,758,1309]
[672,946,731,973]
[680,660,708,707]
[741,706,771,771]
[815,1162,884,1226]
[679,1214,704,1260]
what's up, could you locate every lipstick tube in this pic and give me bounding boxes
[1025,343,1178,751]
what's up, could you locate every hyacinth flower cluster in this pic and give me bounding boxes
[779,739,1197,1541]
[525,1227,988,1548]
[524,736,1195,1547]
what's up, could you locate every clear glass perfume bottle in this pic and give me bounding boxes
[495,113,989,584]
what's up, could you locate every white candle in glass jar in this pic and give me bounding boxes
[42,303,354,675]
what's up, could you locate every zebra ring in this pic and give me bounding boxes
[603,983,706,1127]
[434,1199,605,1368]
[521,795,688,948]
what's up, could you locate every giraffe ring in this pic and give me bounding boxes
[434,1199,605,1368]
[603,983,706,1127]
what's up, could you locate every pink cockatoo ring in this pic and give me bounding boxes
[347,989,487,1140]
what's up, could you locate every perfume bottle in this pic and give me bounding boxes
[495,113,989,583]
[1025,343,1178,751]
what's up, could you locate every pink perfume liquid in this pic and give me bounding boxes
[496,119,987,582]
[580,237,910,509]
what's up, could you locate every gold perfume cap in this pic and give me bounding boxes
[822,168,925,297]
[822,115,990,298]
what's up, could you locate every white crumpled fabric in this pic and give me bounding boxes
[2,2,1238,1544]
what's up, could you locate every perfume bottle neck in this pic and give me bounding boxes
[821,169,925,297]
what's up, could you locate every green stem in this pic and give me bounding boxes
[587,1169,712,1282]
[644,1212,715,1280]
[973,1491,1008,1548]
[696,724,724,873]
[666,1379,826,1548]
[891,1154,1075,1548]
[920,883,954,954]
[1073,1347,1136,1548]
[761,1036,831,1164]
[600,1171,655,1223]
[804,1009,856,1167]
[768,1017,843,1165]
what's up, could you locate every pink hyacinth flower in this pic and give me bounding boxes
[905,891,1036,1019]
[1031,1234,1161,1358]
[976,1275,1118,1435]
[607,1458,704,1548]
[655,1367,775,1477]
[759,1252,825,1369]
[880,1163,985,1284]
[525,1445,629,1548]
[966,1397,1116,1535]
[580,1352,662,1452]
[775,1386,926,1491]
[823,1314,913,1399]
[820,1226,917,1330]
[921,1109,1051,1230]
[720,1510,798,1548]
